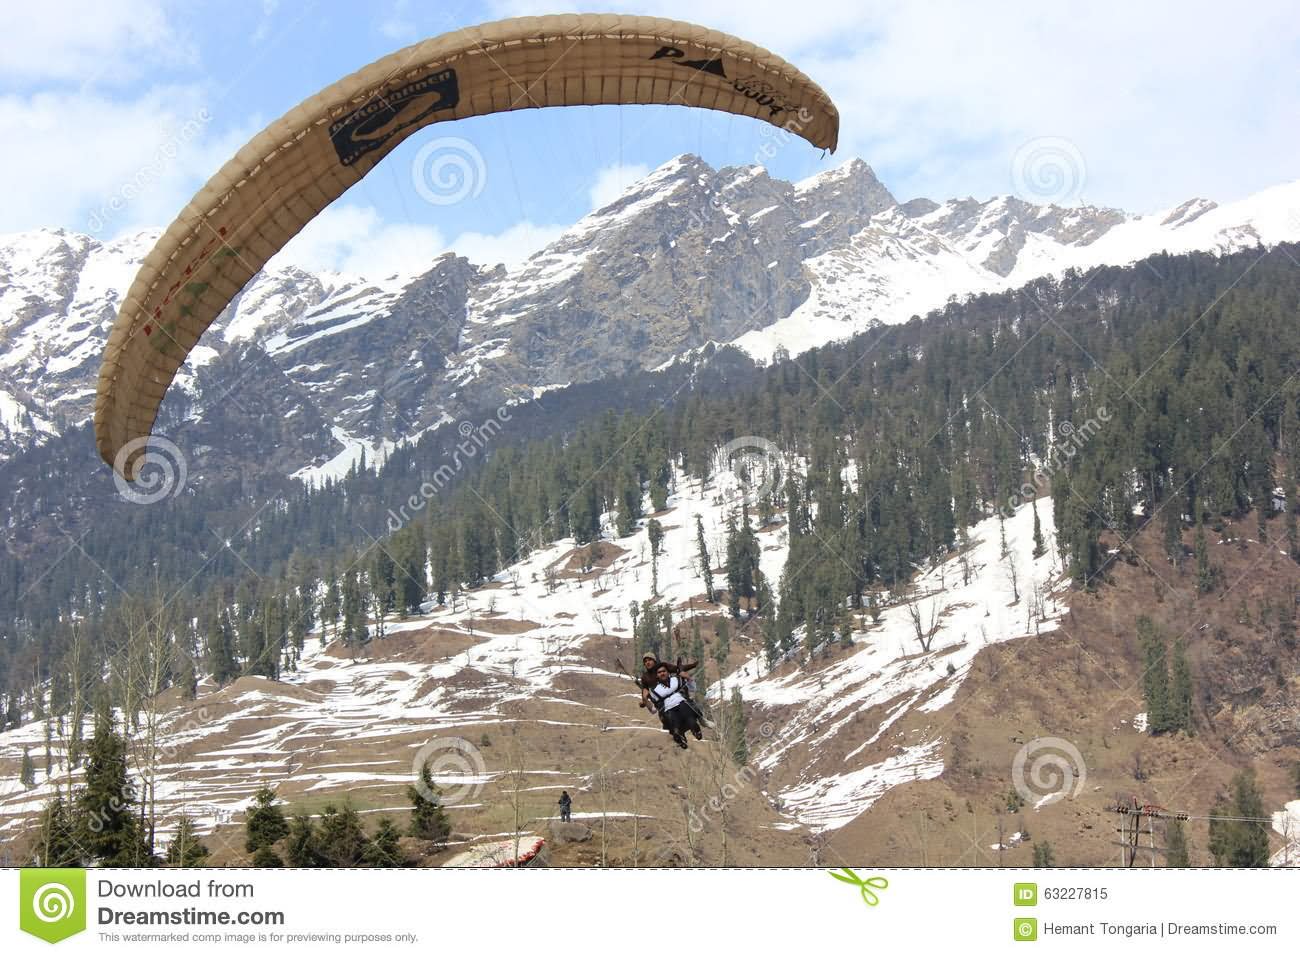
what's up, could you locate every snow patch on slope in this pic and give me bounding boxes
[731,499,1066,831]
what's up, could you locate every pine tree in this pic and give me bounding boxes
[176,650,198,700]
[1138,617,1171,733]
[322,568,341,640]
[33,797,81,867]
[647,518,664,596]
[341,568,369,656]
[363,817,406,867]
[1031,498,1046,558]
[726,689,749,765]
[78,709,152,866]
[1170,638,1194,734]
[285,814,321,867]
[1208,770,1271,867]
[737,507,759,610]
[838,609,854,648]
[244,786,288,854]
[1195,523,1216,594]
[712,618,731,667]
[165,815,210,866]
[1165,818,1190,866]
[369,546,396,638]
[1207,797,1230,864]
[1228,770,1271,867]
[1162,504,1183,569]
[761,611,779,671]
[20,746,35,788]
[725,512,741,618]
[408,762,451,845]
[251,845,284,867]
[695,516,715,603]
[1032,841,1055,867]
[394,525,427,615]
[316,803,368,866]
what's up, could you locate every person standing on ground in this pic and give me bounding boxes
[558,790,572,822]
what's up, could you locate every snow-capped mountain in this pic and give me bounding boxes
[2,156,1297,470]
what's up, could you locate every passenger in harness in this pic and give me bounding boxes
[638,654,698,712]
[649,663,704,749]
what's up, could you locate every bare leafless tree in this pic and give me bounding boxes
[907,595,942,652]
[117,588,177,852]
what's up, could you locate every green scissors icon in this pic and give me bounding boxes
[828,868,889,906]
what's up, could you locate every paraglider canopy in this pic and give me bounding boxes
[94,13,840,480]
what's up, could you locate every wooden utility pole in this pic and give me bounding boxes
[1110,797,1187,866]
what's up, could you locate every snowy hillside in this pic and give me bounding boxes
[0,432,1067,852]
[732,501,1065,831]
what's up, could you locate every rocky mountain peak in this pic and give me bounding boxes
[1,161,1296,474]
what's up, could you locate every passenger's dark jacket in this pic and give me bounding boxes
[638,659,697,693]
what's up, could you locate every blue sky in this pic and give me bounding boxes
[4,0,1298,274]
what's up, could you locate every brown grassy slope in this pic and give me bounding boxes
[826,511,1300,867]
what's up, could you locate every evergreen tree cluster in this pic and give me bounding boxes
[242,765,453,867]
[1137,617,1195,735]
[32,709,166,867]
[1208,770,1271,867]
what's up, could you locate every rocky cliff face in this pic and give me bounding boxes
[2,156,1296,476]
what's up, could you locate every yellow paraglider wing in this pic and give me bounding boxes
[94,14,840,478]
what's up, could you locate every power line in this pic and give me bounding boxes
[1108,797,1279,867]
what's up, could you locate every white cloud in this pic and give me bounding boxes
[450,221,568,269]
[588,163,651,210]
[0,0,194,86]
[488,0,1300,210]
[250,0,280,45]
[0,87,250,236]
[274,206,447,279]
[378,0,418,42]
[272,204,567,277]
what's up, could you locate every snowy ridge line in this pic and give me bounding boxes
[5,163,1300,468]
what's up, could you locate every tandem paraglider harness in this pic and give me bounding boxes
[616,656,709,732]
[646,659,708,728]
